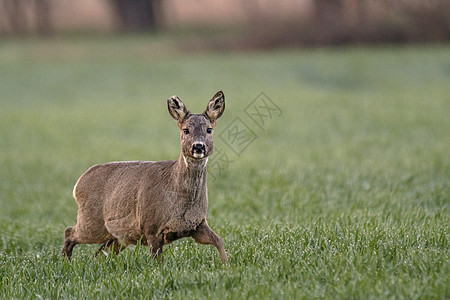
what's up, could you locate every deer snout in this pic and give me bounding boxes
[192,143,206,158]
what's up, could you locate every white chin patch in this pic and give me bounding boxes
[193,152,204,159]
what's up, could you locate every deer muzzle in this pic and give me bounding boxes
[192,143,206,158]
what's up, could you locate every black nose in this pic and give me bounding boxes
[192,143,205,153]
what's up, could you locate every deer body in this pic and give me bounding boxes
[62,91,227,263]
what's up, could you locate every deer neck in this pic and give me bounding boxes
[172,153,208,201]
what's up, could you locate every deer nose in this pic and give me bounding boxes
[192,143,205,153]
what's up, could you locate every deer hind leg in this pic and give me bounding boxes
[61,226,78,259]
[192,220,228,264]
[94,240,110,256]
[147,234,164,259]
[94,239,125,257]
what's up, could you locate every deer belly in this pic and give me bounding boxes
[104,212,143,243]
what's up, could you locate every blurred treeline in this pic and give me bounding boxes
[0,0,449,48]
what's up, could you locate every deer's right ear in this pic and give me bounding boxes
[168,96,188,122]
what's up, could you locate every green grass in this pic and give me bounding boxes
[0,36,449,299]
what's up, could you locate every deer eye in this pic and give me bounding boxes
[206,128,213,134]
[183,129,189,134]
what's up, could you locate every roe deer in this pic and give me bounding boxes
[61,91,228,263]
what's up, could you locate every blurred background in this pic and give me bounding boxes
[1,0,449,47]
[1,1,449,298]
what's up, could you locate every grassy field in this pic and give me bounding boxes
[0,36,449,299]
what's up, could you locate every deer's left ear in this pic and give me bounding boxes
[168,96,189,122]
[205,91,225,122]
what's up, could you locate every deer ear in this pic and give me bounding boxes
[168,96,188,122]
[205,91,225,122]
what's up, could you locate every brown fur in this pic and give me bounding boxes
[61,91,228,263]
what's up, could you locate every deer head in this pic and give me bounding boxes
[168,91,225,161]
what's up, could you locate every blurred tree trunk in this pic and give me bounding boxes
[240,0,262,23]
[35,0,53,35]
[314,0,344,26]
[312,0,345,44]
[352,0,369,40]
[3,0,27,35]
[0,0,53,36]
[109,0,163,32]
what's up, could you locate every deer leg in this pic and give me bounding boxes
[147,235,164,259]
[61,226,78,259]
[192,220,228,264]
[94,240,119,257]
[111,240,128,255]
[95,240,111,255]
[95,238,128,257]
[61,240,77,259]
